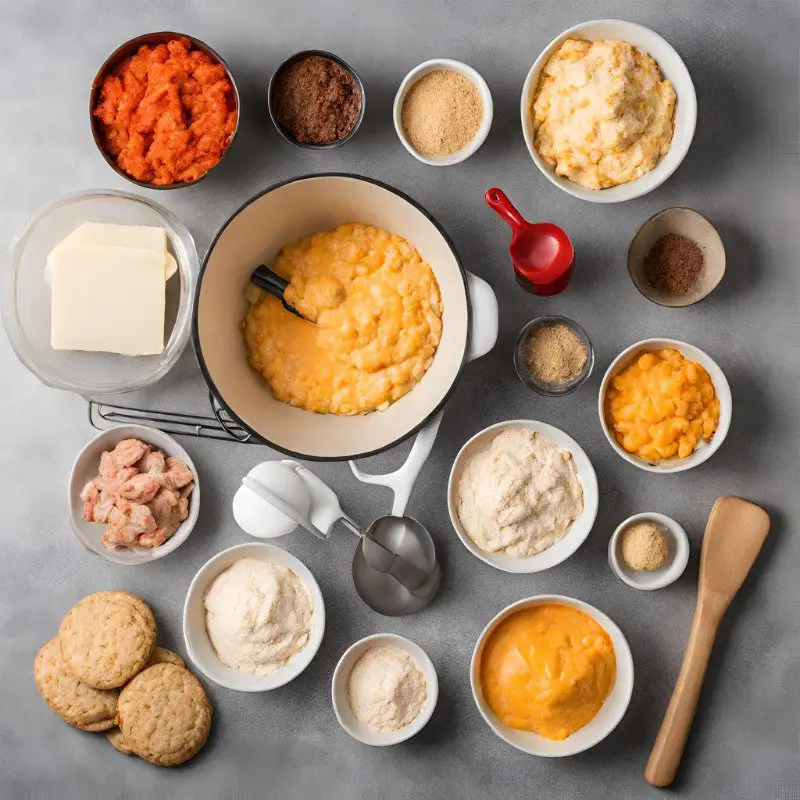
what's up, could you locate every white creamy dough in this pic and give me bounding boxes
[456,427,584,558]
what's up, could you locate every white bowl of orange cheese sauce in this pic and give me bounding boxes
[471,595,634,756]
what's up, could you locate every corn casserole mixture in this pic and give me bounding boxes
[241,223,443,415]
[532,39,676,190]
[605,348,720,462]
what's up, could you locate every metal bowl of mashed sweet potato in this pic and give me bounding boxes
[90,32,240,189]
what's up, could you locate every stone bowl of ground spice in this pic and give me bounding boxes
[514,316,594,396]
[608,513,690,590]
[269,51,364,149]
[627,207,726,307]
[393,59,493,166]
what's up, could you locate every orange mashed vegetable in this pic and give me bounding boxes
[93,38,237,185]
[480,604,616,741]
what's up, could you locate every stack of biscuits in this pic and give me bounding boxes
[34,590,212,766]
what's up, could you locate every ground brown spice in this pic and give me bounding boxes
[643,233,704,296]
[401,69,483,157]
[621,521,668,571]
[273,55,361,144]
[524,323,587,385]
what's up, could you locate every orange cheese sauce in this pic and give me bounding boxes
[480,604,616,741]
[241,223,443,415]
[93,38,237,185]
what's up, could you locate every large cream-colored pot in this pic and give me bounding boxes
[193,174,497,461]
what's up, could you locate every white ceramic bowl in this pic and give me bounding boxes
[520,19,697,203]
[598,338,732,473]
[471,595,634,756]
[331,633,438,746]
[67,424,199,565]
[183,542,325,691]
[393,59,493,165]
[447,420,598,573]
[608,512,690,590]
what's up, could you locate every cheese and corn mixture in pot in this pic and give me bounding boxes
[531,39,676,190]
[242,223,443,415]
[605,348,720,462]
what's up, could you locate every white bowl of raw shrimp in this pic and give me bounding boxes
[68,424,200,565]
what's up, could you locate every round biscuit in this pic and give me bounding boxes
[146,647,184,669]
[106,727,136,755]
[34,638,117,731]
[118,664,212,766]
[59,592,156,689]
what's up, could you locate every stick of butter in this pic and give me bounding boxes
[50,245,166,356]
[44,222,177,284]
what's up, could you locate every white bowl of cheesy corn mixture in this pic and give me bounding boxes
[521,19,697,203]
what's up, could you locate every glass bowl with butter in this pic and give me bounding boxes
[2,189,197,394]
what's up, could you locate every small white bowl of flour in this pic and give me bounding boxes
[448,420,599,573]
[332,634,438,746]
[183,542,325,691]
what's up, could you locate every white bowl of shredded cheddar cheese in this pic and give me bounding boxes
[521,19,696,203]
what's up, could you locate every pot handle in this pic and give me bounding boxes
[465,271,498,362]
[210,392,253,443]
[349,411,444,517]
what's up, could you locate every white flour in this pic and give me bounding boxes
[456,427,584,557]
[346,645,427,733]
[203,556,313,676]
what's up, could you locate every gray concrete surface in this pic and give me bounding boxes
[1,1,798,798]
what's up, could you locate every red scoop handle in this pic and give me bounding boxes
[485,188,526,234]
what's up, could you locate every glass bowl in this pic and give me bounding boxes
[2,189,197,394]
[514,315,594,396]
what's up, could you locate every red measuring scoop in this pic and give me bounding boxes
[485,188,574,296]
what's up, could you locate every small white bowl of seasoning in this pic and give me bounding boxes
[608,512,690,590]
[393,59,493,165]
[331,633,438,746]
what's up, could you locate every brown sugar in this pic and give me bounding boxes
[523,323,588,385]
[401,69,483,157]
[620,521,668,571]
[273,55,361,145]
[643,233,704,296]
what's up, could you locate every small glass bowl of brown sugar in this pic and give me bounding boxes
[514,315,594,396]
[268,50,365,149]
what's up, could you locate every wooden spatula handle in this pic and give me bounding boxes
[645,607,721,787]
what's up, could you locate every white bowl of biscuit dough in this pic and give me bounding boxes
[183,542,325,691]
[447,420,598,573]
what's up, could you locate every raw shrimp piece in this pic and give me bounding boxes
[118,473,161,504]
[162,457,194,490]
[147,487,180,529]
[137,528,171,548]
[80,482,99,522]
[94,466,138,495]
[105,501,157,546]
[179,481,194,499]
[99,451,116,478]
[111,439,149,470]
[92,492,116,524]
[137,449,166,474]
[176,497,189,523]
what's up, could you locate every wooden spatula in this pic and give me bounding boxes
[645,496,770,788]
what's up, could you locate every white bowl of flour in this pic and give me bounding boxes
[331,634,438,746]
[447,420,599,573]
[183,543,325,691]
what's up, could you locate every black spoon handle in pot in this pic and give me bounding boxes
[250,265,306,320]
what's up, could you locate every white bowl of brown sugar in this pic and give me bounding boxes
[393,59,493,166]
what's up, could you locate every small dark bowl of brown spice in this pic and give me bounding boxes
[514,315,594,397]
[627,207,726,307]
[268,50,364,149]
